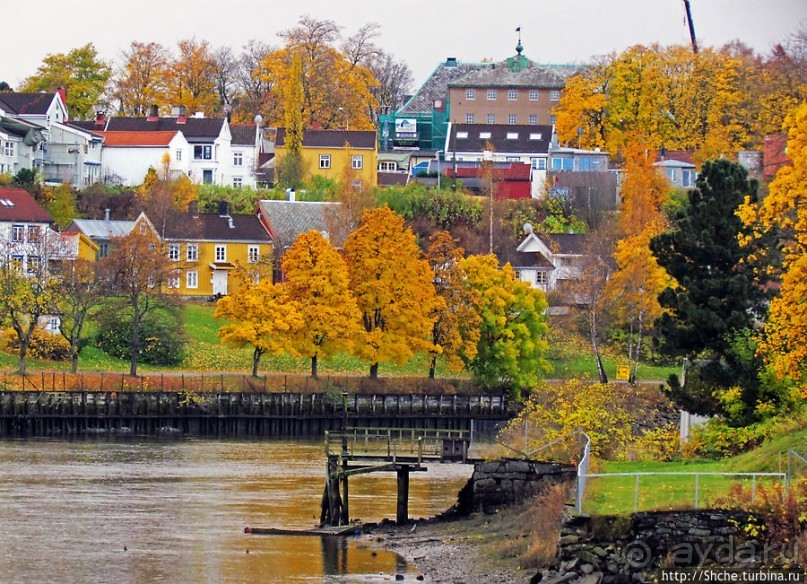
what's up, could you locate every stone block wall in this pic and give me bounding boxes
[455,458,577,514]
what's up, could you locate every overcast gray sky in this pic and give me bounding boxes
[4,0,806,92]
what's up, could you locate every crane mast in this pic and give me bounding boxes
[682,0,699,54]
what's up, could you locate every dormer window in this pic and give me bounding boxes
[456,131,468,139]
[529,133,542,140]
[506,132,519,140]
[479,132,491,139]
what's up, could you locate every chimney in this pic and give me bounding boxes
[56,86,66,106]
[95,111,106,126]
[285,188,296,202]
[188,200,198,217]
[104,208,110,221]
[217,200,229,216]
[147,104,159,121]
[173,105,187,123]
[227,217,235,229]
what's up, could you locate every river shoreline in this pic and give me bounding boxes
[360,505,544,583]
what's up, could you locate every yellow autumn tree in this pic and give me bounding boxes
[605,137,674,380]
[425,231,481,378]
[738,102,807,396]
[555,44,748,159]
[281,230,361,378]
[343,207,437,378]
[214,280,302,377]
[167,38,218,116]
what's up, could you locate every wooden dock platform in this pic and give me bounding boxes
[320,427,473,527]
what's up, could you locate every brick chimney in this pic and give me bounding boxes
[94,111,106,126]
[56,86,66,106]
[147,104,159,121]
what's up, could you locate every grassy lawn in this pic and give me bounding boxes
[0,302,679,382]
[582,426,807,515]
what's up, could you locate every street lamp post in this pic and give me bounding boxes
[435,150,443,190]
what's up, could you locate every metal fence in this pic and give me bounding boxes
[576,433,591,512]
[577,471,787,514]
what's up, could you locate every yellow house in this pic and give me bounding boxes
[274,129,378,187]
[158,203,273,298]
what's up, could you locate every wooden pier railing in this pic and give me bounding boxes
[0,391,509,437]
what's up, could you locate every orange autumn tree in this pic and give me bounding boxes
[343,207,437,378]
[425,231,481,379]
[281,230,361,378]
[738,102,807,397]
[259,16,378,130]
[605,137,674,380]
[214,279,302,377]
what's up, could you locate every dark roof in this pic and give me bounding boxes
[399,61,486,115]
[0,188,54,223]
[449,56,576,89]
[0,92,57,115]
[377,172,409,187]
[449,123,552,154]
[258,200,342,247]
[230,124,257,146]
[163,213,271,242]
[71,117,226,143]
[275,128,376,149]
[512,251,555,269]
[543,233,587,255]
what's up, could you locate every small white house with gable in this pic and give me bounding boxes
[512,224,588,299]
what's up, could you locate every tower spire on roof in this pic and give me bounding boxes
[516,26,523,55]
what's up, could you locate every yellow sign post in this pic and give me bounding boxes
[616,365,631,382]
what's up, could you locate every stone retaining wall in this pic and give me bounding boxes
[455,458,577,514]
[537,505,801,583]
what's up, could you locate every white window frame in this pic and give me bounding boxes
[11,224,25,242]
[168,270,180,289]
[248,245,259,264]
[487,113,496,124]
[233,176,243,188]
[186,270,198,289]
[379,161,397,172]
[186,243,198,262]
[508,89,518,101]
[215,245,226,262]
[319,154,331,169]
[536,271,548,285]
[168,243,180,261]
[550,90,561,102]
[487,90,496,100]
[3,141,14,157]
[531,158,547,170]
[466,89,475,100]
[176,149,182,161]
[351,155,363,170]
[529,114,538,125]
[508,114,517,125]
[529,90,539,101]
[465,113,475,124]
[233,151,243,166]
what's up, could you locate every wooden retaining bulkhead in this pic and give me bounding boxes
[0,391,509,438]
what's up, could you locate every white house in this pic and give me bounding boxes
[73,110,241,187]
[0,187,57,273]
[95,130,190,186]
[0,91,107,188]
[513,224,588,299]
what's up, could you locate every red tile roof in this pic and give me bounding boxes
[99,131,179,147]
[0,188,54,223]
